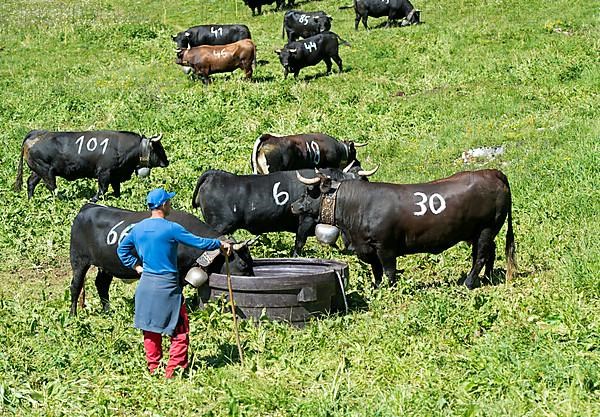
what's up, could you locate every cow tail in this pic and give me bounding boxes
[338,5,354,10]
[336,34,351,47]
[251,135,265,174]
[14,136,27,190]
[503,175,517,281]
[282,18,285,39]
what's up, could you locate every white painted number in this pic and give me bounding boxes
[413,192,446,216]
[75,135,110,155]
[305,141,320,165]
[211,27,223,37]
[106,221,137,245]
[304,41,317,53]
[106,221,124,245]
[299,14,309,25]
[273,182,290,206]
[213,49,227,58]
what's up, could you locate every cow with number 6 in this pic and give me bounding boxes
[192,166,377,256]
[14,130,169,201]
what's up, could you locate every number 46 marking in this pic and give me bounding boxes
[413,192,446,216]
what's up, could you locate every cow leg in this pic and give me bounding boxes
[293,218,316,257]
[355,13,361,31]
[463,229,494,289]
[70,261,91,316]
[92,171,111,202]
[362,15,369,30]
[201,74,211,85]
[484,241,497,282]
[332,55,343,73]
[27,172,42,199]
[377,249,397,286]
[110,179,121,198]
[293,70,300,78]
[95,270,113,313]
[323,57,333,74]
[41,170,57,195]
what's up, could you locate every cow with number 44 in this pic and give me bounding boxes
[14,130,169,201]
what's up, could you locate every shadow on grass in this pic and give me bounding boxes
[190,342,243,369]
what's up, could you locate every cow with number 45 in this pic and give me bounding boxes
[14,130,169,201]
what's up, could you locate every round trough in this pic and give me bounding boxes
[205,258,349,326]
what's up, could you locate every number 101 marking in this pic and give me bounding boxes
[75,135,110,155]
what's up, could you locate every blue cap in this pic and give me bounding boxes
[147,188,176,209]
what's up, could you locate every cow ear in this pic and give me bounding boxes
[320,178,333,193]
[172,35,177,41]
[184,32,191,37]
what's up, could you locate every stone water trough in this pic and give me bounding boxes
[202,258,349,326]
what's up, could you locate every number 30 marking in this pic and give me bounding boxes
[413,192,446,216]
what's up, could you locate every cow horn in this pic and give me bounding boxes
[187,44,191,50]
[150,133,163,142]
[327,15,333,19]
[274,48,282,54]
[174,48,182,52]
[357,165,379,177]
[289,48,297,53]
[353,142,368,147]
[342,160,355,173]
[296,171,321,185]
[185,32,191,37]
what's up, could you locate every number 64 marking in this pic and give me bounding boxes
[413,192,446,216]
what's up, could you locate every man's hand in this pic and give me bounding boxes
[135,265,143,275]
[220,241,233,257]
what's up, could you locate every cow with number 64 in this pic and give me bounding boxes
[14,130,169,202]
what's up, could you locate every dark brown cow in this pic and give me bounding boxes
[292,169,516,289]
[175,39,256,84]
[251,133,365,174]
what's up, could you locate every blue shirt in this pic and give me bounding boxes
[117,217,221,275]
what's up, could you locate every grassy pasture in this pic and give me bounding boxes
[0,0,598,415]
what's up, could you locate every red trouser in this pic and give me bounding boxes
[142,301,190,378]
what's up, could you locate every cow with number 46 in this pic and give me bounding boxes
[14,130,169,201]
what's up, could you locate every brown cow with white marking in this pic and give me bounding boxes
[175,39,256,84]
[251,133,365,174]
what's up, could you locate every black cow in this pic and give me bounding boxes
[282,10,333,42]
[172,24,252,50]
[243,0,294,16]
[192,167,376,256]
[275,31,348,78]
[293,169,516,289]
[353,0,420,30]
[14,130,169,201]
[251,133,366,174]
[69,203,255,316]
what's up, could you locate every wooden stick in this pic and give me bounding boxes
[225,253,244,366]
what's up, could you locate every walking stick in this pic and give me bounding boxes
[225,253,245,366]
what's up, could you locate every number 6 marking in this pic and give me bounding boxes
[106,221,124,245]
[413,192,446,216]
[273,182,289,206]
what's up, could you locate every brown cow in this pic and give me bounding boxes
[175,39,256,84]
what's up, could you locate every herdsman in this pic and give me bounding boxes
[117,188,232,378]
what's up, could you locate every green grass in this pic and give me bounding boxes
[0,0,598,415]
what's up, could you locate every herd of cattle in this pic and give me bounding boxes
[173,0,420,83]
[12,0,517,315]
